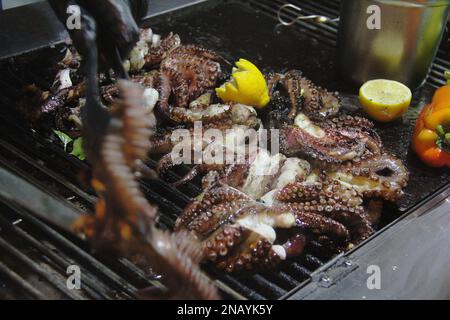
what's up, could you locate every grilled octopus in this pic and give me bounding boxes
[16,7,409,277]
[68,11,218,299]
[267,70,341,121]
[171,68,408,271]
[18,28,229,136]
[152,99,261,185]
[154,67,409,203]
[175,149,374,272]
[266,71,409,202]
[117,28,228,124]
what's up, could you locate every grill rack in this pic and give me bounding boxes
[0,0,449,300]
[0,74,325,299]
[0,48,329,300]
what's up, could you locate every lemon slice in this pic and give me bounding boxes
[359,79,412,122]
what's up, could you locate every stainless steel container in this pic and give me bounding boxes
[337,0,450,89]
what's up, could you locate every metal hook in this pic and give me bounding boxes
[277,3,339,26]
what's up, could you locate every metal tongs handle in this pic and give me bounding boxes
[277,3,339,26]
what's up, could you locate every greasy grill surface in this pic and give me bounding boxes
[0,0,449,300]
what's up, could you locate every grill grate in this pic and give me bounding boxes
[0,0,449,300]
[0,200,139,299]
[0,74,318,299]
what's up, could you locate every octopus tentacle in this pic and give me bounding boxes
[280,113,382,167]
[101,71,160,104]
[175,185,252,231]
[159,46,222,111]
[146,228,219,300]
[143,32,181,67]
[215,230,281,273]
[77,79,218,299]
[283,70,305,119]
[187,199,253,238]
[328,153,409,202]
[285,206,351,242]
[266,72,283,97]
[273,70,341,121]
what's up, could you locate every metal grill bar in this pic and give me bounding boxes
[0,112,249,298]
[0,236,85,300]
[0,261,46,300]
[284,262,311,279]
[0,139,95,212]
[0,211,120,299]
[0,198,142,298]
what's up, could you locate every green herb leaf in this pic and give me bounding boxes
[70,137,86,161]
[53,130,73,151]
[445,70,450,85]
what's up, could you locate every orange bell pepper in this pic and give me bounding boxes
[412,81,450,167]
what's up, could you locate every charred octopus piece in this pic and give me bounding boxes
[144,32,182,67]
[125,29,181,72]
[276,113,408,202]
[271,177,374,244]
[267,70,341,121]
[279,113,383,168]
[175,149,375,272]
[218,150,374,245]
[174,184,300,272]
[152,101,260,185]
[158,45,224,123]
[328,153,409,202]
[101,70,160,104]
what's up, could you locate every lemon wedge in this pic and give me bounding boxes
[216,59,270,108]
[359,79,412,122]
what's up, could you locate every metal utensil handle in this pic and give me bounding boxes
[277,3,339,26]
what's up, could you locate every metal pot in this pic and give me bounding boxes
[337,0,450,89]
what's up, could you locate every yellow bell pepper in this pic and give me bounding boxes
[216,59,270,108]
